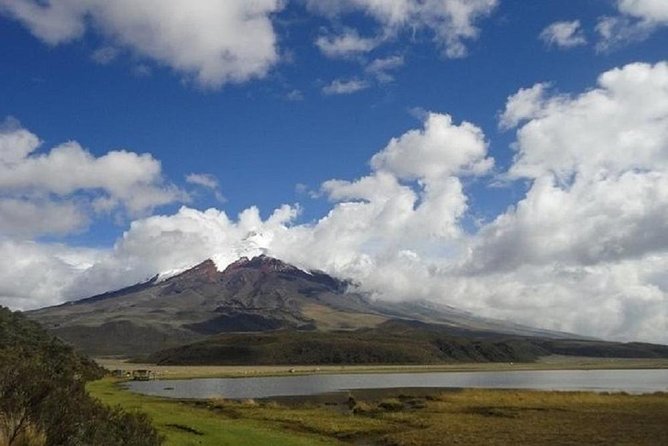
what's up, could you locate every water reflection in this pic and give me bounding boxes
[127,369,668,400]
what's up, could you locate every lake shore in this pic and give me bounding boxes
[96,355,668,380]
[88,377,668,446]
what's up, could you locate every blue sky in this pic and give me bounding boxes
[1,0,667,343]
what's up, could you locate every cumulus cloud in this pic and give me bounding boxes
[63,205,303,301]
[371,112,493,180]
[504,62,668,180]
[2,111,487,307]
[0,0,282,88]
[597,0,668,51]
[0,117,185,236]
[0,199,86,237]
[306,0,498,58]
[465,172,668,272]
[322,78,369,95]
[618,0,668,23]
[539,20,587,48]
[498,82,551,130]
[0,240,101,309]
[3,62,668,344]
[459,61,668,340]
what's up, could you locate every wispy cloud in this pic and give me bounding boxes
[596,0,668,51]
[315,29,379,58]
[186,173,225,202]
[539,20,587,49]
[365,55,404,82]
[322,78,369,95]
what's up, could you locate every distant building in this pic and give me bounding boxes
[111,369,130,378]
[132,369,154,381]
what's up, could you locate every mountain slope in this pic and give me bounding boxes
[148,319,668,366]
[29,255,571,356]
[148,324,549,365]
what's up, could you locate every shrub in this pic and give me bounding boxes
[0,307,163,446]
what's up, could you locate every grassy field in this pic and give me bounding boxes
[88,377,668,446]
[87,379,338,446]
[96,355,668,379]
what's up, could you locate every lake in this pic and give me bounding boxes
[126,369,668,399]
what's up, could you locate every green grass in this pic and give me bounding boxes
[88,378,668,446]
[87,379,340,446]
[205,389,668,446]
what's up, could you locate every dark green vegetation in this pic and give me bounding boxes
[0,307,162,446]
[27,256,571,356]
[148,319,668,365]
[89,379,668,446]
[148,321,545,365]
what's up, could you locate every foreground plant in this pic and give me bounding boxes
[0,307,163,446]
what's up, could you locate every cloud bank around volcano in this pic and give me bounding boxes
[1,61,667,344]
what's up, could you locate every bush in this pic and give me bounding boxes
[0,307,163,446]
[378,398,404,412]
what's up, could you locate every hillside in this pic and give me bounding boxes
[148,319,668,366]
[28,255,569,356]
[147,322,546,365]
[0,306,162,445]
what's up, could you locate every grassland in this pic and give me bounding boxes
[87,379,338,446]
[96,355,668,379]
[88,376,668,446]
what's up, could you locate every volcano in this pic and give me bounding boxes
[28,255,574,356]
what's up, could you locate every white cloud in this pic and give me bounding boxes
[322,78,369,95]
[186,173,219,190]
[465,172,668,272]
[371,112,493,180]
[596,0,668,51]
[0,117,40,163]
[459,61,668,341]
[315,29,379,58]
[285,89,304,101]
[0,0,282,88]
[186,173,225,203]
[1,112,485,309]
[90,46,119,65]
[504,62,668,181]
[0,0,88,44]
[365,55,404,82]
[0,118,185,236]
[3,63,668,345]
[0,240,101,309]
[595,16,653,51]
[618,0,668,23]
[539,20,587,49]
[87,141,473,294]
[0,198,86,237]
[306,0,498,58]
[498,82,550,130]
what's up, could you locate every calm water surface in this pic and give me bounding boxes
[126,369,668,399]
